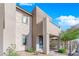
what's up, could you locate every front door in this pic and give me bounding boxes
[39,36,43,51]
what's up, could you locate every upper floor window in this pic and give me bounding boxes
[22,16,29,24]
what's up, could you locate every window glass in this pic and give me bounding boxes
[22,35,27,45]
[22,16,28,24]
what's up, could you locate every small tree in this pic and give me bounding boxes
[61,28,79,55]
[4,44,18,56]
[61,29,79,47]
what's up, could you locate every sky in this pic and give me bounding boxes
[16,3,79,31]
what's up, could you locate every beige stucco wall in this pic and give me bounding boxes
[43,17,50,54]
[32,6,46,48]
[43,16,60,54]
[3,3,16,52]
[33,6,60,36]
[32,8,37,48]
[0,3,32,53]
[0,3,4,55]
[47,17,61,36]
[32,6,61,54]
[16,8,32,51]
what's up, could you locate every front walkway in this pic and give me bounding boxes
[17,51,46,56]
[17,51,67,56]
[49,51,66,56]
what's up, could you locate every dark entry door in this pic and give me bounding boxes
[39,36,43,49]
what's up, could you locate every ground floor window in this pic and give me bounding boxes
[22,35,27,45]
[39,36,43,49]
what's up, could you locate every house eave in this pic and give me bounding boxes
[16,6,32,16]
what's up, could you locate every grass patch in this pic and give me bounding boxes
[26,48,35,53]
[58,48,66,53]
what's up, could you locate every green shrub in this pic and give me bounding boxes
[26,48,35,53]
[58,48,66,53]
[4,44,18,56]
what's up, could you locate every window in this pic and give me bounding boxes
[39,36,43,49]
[22,16,28,24]
[22,35,27,45]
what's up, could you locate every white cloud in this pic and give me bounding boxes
[57,15,79,26]
[56,15,79,31]
[19,3,34,6]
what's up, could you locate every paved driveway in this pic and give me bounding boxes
[72,53,79,56]
[72,48,79,56]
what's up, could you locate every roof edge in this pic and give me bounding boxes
[16,6,32,16]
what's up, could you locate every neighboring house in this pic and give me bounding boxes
[0,3,61,55]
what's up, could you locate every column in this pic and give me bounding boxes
[43,34,50,54]
[43,17,50,54]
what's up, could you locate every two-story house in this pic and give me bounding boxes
[0,3,61,55]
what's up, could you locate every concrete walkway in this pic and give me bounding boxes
[72,53,79,56]
[17,51,46,56]
[72,47,79,56]
[72,50,79,56]
[17,51,67,56]
[49,51,66,56]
